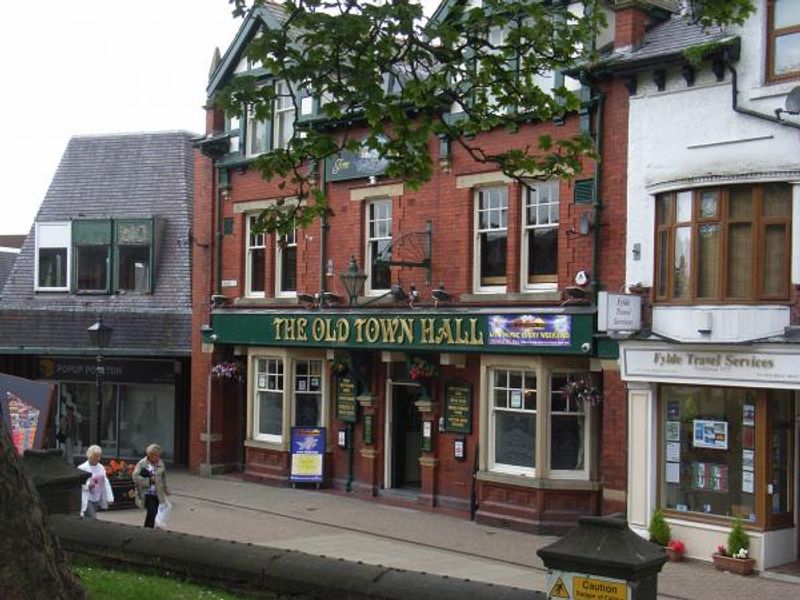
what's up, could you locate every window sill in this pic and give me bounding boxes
[234,297,299,307]
[477,470,600,491]
[244,439,284,452]
[460,291,561,303]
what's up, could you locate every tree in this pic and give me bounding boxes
[220,0,755,235]
[0,418,87,599]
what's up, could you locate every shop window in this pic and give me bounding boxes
[474,187,508,292]
[366,199,392,293]
[767,389,795,528]
[549,374,586,473]
[490,368,537,475]
[294,359,323,427]
[117,384,175,462]
[35,222,71,291]
[768,0,800,82]
[276,226,297,297]
[73,220,112,293]
[115,220,153,293]
[254,357,284,442]
[246,215,266,297]
[522,181,559,289]
[654,184,792,303]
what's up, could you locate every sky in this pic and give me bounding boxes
[0,1,242,235]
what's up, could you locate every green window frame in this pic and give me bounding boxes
[72,220,112,294]
[114,219,154,294]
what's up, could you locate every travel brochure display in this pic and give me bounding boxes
[691,462,728,493]
[290,427,326,485]
[692,419,728,450]
[0,372,55,454]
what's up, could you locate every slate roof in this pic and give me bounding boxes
[0,131,195,356]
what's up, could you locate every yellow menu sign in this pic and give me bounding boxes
[572,576,627,600]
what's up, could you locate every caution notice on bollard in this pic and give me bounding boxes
[546,571,630,600]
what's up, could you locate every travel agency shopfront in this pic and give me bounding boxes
[620,337,800,569]
[205,306,605,532]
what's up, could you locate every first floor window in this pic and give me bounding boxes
[491,368,536,473]
[366,199,392,292]
[73,220,112,293]
[549,374,586,472]
[276,227,297,295]
[294,359,323,427]
[523,181,559,287]
[35,222,70,291]
[475,187,508,291]
[273,80,295,150]
[116,220,152,293]
[768,0,800,80]
[246,215,266,296]
[254,358,284,441]
[246,105,269,157]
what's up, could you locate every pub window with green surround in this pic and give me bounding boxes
[35,219,156,294]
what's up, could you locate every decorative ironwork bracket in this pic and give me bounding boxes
[373,220,432,284]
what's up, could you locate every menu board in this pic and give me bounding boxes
[335,376,357,423]
[444,382,472,434]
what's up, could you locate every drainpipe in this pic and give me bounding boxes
[319,160,329,293]
[728,64,800,131]
[216,170,225,296]
[592,91,605,302]
[205,371,212,473]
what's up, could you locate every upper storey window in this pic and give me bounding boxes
[523,181,559,289]
[654,184,792,303]
[474,187,508,292]
[769,0,800,81]
[35,222,71,291]
[366,199,392,294]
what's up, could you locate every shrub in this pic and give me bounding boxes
[648,509,671,547]
[727,518,749,557]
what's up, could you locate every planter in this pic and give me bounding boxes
[712,553,755,575]
[108,479,137,510]
[665,547,684,562]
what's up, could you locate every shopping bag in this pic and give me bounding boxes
[155,500,172,529]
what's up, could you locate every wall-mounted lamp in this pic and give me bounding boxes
[775,86,800,122]
[339,256,368,307]
[438,134,452,171]
[326,258,335,277]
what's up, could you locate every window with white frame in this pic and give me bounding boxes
[35,222,71,291]
[254,358,284,442]
[490,368,537,475]
[246,104,269,157]
[246,215,266,297]
[294,359,323,427]
[549,374,586,473]
[273,80,295,150]
[276,226,297,296]
[474,187,508,291]
[366,199,392,293]
[523,181,559,288]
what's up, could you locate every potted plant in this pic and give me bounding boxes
[712,518,755,575]
[648,509,671,548]
[665,539,686,562]
[104,459,137,510]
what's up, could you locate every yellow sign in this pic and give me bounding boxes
[549,576,570,599]
[572,576,627,600]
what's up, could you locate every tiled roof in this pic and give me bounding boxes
[0,131,195,354]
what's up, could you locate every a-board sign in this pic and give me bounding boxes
[444,382,472,433]
[290,427,326,484]
[335,376,357,423]
[546,570,629,600]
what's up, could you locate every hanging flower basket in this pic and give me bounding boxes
[409,357,437,381]
[562,375,602,406]
[211,361,242,381]
[104,459,137,510]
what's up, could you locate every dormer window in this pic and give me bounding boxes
[73,220,112,293]
[35,222,71,291]
[115,220,153,293]
[246,104,269,157]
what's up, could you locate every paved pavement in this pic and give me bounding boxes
[98,471,799,600]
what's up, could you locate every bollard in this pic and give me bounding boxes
[22,448,90,515]
[537,514,667,600]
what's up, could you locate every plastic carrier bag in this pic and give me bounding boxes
[155,500,172,529]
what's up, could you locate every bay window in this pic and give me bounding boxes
[475,187,508,292]
[654,184,791,303]
[549,374,587,474]
[366,199,392,293]
[768,0,800,81]
[35,222,70,291]
[522,181,559,288]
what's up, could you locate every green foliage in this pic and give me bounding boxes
[682,39,733,66]
[727,518,749,556]
[685,0,755,28]
[648,509,671,547]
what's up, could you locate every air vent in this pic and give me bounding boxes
[574,179,595,204]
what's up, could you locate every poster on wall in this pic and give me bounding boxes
[290,427,326,484]
[742,404,755,427]
[742,470,754,494]
[691,462,728,492]
[665,421,680,442]
[665,462,680,484]
[0,373,56,455]
[693,420,728,450]
[742,449,754,472]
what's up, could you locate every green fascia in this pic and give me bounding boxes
[595,335,619,360]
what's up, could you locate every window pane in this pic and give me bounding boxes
[775,0,800,28]
[118,384,175,462]
[250,248,265,293]
[729,187,752,219]
[762,183,792,217]
[775,32,800,75]
[480,231,507,286]
[551,415,585,470]
[672,226,691,299]
[370,240,391,289]
[656,195,671,225]
[77,246,109,291]
[495,411,535,468]
[676,191,692,222]
[762,224,787,296]
[657,230,668,297]
[295,393,321,427]
[660,386,756,521]
[38,248,67,288]
[494,389,507,408]
[528,227,558,283]
[118,245,151,292]
[508,371,522,390]
[727,224,753,297]
[699,190,718,218]
[258,391,283,436]
[697,224,720,298]
[768,390,794,514]
[280,245,297,292]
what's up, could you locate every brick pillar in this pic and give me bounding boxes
[357,393,379,496]
[601,367,628,514]
[414,398,438,508]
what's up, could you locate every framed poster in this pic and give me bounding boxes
[0,373,56,455]
[444,382,472,434]
[692,420,728,450]
[290,427,326,484]
[665,421,680,442]
[335,376,357,423]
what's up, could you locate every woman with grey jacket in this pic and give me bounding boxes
[133,443,170,528]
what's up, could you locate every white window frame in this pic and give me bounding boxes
[488,365,538,477]
[275,226,297,298]
[246,104,269,157]
[521,181,559,291]
[34,222,71,292]
[473,186,508,293]
[272,80,295,150]
[547,372,591,480]
[291,357,327,428]
[365,198,393,295]
[252,355,286,444]
[246,215,266,298]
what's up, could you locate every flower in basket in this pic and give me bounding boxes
[561,376,602,406]
[667,539,685,555]
[716,544,728,557]
[409,357,437,380]
[211,361,242,381]
[733,548,748,560]
[105,459,135,481]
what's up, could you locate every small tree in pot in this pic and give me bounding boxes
[712,518,755,575]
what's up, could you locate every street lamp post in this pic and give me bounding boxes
[87,317,113,446]
[339,255,367,307]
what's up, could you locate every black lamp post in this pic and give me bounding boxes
[87,317,113,446]
[339,255,367,307]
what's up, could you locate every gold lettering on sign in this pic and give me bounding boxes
[364,318,380,343]
[421,318,435,344]
[399,318,413,344]
[380,318,400,343]
[337,318,350,341]
[297,318,308,341]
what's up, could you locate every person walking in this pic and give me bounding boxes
[133,443,169,528]
[77,445,114,518]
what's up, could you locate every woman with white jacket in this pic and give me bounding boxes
[78,445,114,518]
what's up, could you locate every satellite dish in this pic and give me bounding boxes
[785,86,800,115]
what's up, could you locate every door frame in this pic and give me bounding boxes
[383,378,421,490]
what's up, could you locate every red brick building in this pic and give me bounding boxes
[190,1,646,532]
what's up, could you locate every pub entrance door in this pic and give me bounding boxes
[384,381,422,493]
